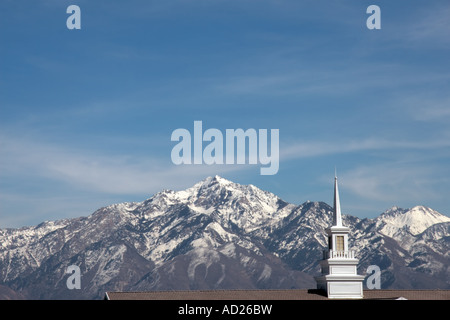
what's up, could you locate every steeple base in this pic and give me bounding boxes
[315,274,364,299]
[315,252,364,299]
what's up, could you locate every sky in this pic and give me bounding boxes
[1,0,450,228]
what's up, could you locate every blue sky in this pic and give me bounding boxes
[1,0,450,227]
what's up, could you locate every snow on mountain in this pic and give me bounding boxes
[0,175,448,299]
[181,175,295,232]
[376,205,450,238]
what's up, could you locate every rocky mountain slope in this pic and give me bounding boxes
[0,176,448,299]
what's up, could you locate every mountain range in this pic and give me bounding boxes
[0,175,448,299]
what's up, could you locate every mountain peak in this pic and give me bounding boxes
[381,206,408,217]
[378,205,450,236]
[183,175,233,197]
[205,175,232,185]
[169,175,292,233]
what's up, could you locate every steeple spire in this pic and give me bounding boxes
[333,173,342,227]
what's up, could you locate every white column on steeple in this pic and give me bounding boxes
[333,175,342,227]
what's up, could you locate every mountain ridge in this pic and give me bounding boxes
[0,175,448,299]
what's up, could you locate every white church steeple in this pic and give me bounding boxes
[314,172,365,299]
[333,174,342,227]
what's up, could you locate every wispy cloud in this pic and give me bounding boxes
[0,134,250,196]
[2,130,448,195]
[0,134,251,227]
[280,136,450,161]
[397,4,450,47]
[342,164,442,203]
[393,94,450,122]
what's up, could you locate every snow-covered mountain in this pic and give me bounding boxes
[375,205,450,238]
[0,176,448,299]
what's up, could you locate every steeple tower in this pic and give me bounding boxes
[314,173,364,299]
[333,174,342,227]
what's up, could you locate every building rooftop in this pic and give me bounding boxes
[104,289,449,300]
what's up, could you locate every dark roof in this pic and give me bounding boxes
[105,289,449,300]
